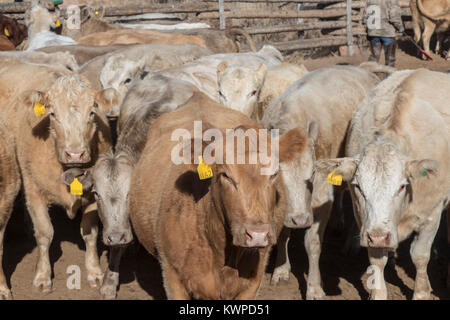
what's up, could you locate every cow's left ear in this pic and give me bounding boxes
[314,157,358,182]
[21,90,51,129]
[406,159,438,180]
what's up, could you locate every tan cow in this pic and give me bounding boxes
[316,69,450,299]
[0,63,111,294]
[410,0,450,59]
[257,62,308,120]
[129,92,305,299]
[0,120,21,300]
[261,65,381,299]
[0,51,79,71]
[76,29,207,48]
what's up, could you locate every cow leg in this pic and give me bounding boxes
[304,201,332,300]
[100,246,125,299]
[24,182,53,293]
[410,203,443,300]
[367,247,388,299]
[161,261,190,299]
[80,202,103,288]
[421,20,435,58]
[270,227,291,285]
[0,203,13,299]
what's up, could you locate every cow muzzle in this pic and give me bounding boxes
[233,223,274,248]
[284,212,313,229]
[361,227,397,249]
[103,229,133,246]
[63,149,90,164]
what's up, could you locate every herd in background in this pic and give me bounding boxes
[0,1,447,300]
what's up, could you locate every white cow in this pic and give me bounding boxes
[316,69,450,299]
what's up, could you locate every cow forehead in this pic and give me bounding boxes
[46,75,95,112]
[356,144,404,194]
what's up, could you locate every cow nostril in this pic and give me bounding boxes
[245,230,253,241]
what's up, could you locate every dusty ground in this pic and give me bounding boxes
[3,45,450,300]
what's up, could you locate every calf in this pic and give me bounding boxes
[316,69,450,299]
[0,51,78,71]
[0,65,111,294]
[0,120,21,300]
[129,92,305,299]
[261,65,380,299]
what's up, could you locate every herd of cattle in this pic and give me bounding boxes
[0,2,448,300]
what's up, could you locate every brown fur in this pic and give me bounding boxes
[0,61,111,293]
[130,92,304,299]
[76,29,207,48]
[0,35,15,51]
[0,14,27,47]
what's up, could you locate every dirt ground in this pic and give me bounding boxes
[3,44,450,300]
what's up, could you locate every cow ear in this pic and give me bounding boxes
[21,90,50,128]
[308,121,319,144]
[255,63,267,85]
[217,61,228,80]
[314,157,358,181]
[406,159,438,180]
[61,168,93,191]
[278,128,307,163]
[95,88,120,118]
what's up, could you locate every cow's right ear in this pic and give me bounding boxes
[95,88,120,118]
[21,90,50,129]
[314,157,358,182]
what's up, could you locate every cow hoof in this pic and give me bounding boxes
[88,271,104,288]
[0,287,12,300]
[270,265,290,285]
[306,286,325,300]
[100,283,117,300]
[412,291,431,300]
[33,277,52,293]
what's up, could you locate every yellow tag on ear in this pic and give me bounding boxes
[4,27,10,37]
[70,178,83,195]
[197,156,213,180]
[55,19,61,27]
[33,102,46,117]
[327,170,342,186]
[95,10,99,15]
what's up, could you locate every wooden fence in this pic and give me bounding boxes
[0,0,414,53]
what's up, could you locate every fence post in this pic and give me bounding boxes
[219,0,226,30]
[346,0,354,55]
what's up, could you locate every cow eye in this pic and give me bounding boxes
[270,169,279,182]
[218,90,225,99]
[89,111,96,120]
[250,90,257,96]
[124,78,132,84]
[397,184,407,195]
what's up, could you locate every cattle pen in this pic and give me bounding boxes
[0,0,417,54]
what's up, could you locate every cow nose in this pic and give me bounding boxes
[65,151,85,163]
[245,225,270,247]
[367,232,391,248]
[291,215,312,228]
[106,232,126,246]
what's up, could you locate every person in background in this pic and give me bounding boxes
[363,0,404,67]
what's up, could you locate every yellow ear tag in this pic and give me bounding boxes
[327,169,342,186]
[197,156,213,180]
[33,102,46,117]
[55,19,61,27]
[95,11,99,15]
[70,178,83,195]
[4,27,10,37]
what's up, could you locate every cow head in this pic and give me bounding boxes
[315,141,438,249]
[25,3,58,37]
[89,151,134,246]
[177,126,306,248]
[217,62,267,117]
[279,122,319,228]
[23,74,110,166]
[0,14,27,47]
[97,54,148,118]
